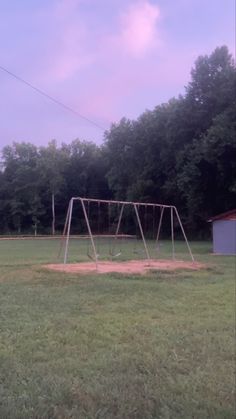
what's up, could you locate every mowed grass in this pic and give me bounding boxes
[0,236,206,265]
[0,239,235,418]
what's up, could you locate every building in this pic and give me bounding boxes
[208,209,236,255]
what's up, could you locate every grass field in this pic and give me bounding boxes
[0,238,235,419]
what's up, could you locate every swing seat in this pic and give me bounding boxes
[155,243,162,251]
[87,252,99,261]
[109,250,121,258]
[133,249,145,254]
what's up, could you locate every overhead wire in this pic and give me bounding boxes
[0,65,106,131]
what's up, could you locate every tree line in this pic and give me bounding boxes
[0,46,235,237]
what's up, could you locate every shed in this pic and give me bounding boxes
[208,209,236,255]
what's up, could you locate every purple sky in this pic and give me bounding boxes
[0,0,235,148]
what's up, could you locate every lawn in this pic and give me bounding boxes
[0,239,235,418]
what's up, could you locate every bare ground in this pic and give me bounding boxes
[45,259,205,275]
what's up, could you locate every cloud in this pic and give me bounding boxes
[37,0,95,83]
[54,0,81,20]
[54,1,163,121]
[118,1,161,57]
[35,0,161,85]
[46,25,94,82]
[73,1,162,120]
[6,0,163,124]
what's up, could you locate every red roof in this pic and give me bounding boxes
[208,209,236,222]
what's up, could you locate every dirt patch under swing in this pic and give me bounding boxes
[45,259,205,275]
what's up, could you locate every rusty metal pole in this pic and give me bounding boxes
[64,198,73,264]
[134,204,151,265]
[80,198,98,270]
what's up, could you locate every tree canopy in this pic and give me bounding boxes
[0,46,235,236]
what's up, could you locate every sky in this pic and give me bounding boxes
[0,0,235,148]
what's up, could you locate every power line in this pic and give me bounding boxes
[0,65,106,131]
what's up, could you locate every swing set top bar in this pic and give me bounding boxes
[70,197,173,209]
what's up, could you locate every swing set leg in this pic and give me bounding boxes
[80,199,98,270]
[134,204,151,266]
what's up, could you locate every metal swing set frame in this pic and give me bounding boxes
[60,197,194,269]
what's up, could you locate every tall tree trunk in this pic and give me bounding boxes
[33,223,37,237]
[52,193,55,235]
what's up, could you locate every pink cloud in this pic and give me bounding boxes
[47,25,94,82]
[54,0,81,20]
[74,46,198,125]
[35,0,162,85]
[35,0,95,83]
[118,1,161,57]
[72,1,163,120]
[29,0,186,124]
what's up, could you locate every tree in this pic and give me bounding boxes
[0,45,235,237]
[38,140,67,235]
[185,46,235,136]
[177,107,236,231]
[0,142,43,233]
[62,139,110,199]
[104,46,236,235]
[104,118,138,200]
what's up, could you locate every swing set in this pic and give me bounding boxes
[58,197,194,270]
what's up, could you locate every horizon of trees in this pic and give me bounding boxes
[0,45,235,237]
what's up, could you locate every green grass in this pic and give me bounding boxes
[0,237,209,265]
[0,239,235,418]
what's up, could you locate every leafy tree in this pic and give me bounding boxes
[0,143,43,233]
[38,140,67,234]
[185,45,236,136]
[0,46,235,237]
[104,118,138,200]
[177,107,236,231]
[104,46,236,235]
[62,139,110,199]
